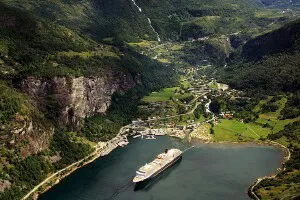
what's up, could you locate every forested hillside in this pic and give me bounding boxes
[136,0,267,40]
[220,19,300,94]
[0,2,177,199]
[0,0,300,199]
[1,0,158,42]
[3,0,294,42]
[241,18,300,60]
[260,0,300,7]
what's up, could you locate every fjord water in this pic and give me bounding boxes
[39,137,282,200]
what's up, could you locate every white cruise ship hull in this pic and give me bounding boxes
[147,155,182,181]
[133,152,182,183]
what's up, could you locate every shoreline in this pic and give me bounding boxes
[23,131,290,200]
[189,137,290,200]
[191,138,290,154]
[21,135,122,200]
[247,140,290,200]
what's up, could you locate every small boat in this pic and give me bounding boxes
[145,135,156,140]
[118,140,129,147]
[133,134,142,138]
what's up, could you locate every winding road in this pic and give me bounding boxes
[145,93,208,122]
[21,127,128,200]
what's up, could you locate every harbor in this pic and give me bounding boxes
[39,137,283,200]
[99,115,212,158]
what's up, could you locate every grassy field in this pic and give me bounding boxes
[213,119,271,142]
[182,16,221,35]
[170,44,183,51]
[254,97,300,138]
[142,87,180,102]
[128,40,158,48]
[66,132,97,147]
[208,81,218,90]
[255,10,286,19]
[253,97,270,113]
[254,9,300,20]
[142,86,194,103]
[180,77,192,89]
[157,58,171,63]
[58,50,119,59]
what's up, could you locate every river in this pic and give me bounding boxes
[39,136,283,200]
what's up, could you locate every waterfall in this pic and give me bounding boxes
[147,18,161,42]
[131,0,142,12]
[130,0,161,42]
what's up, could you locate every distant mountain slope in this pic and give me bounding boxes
[2,0,264,42]
[2,0,296,43]
[0,2,176,85]
[260,0,300,7]
[241,18,300,60]
[222,19,300,94]
[136,0,262,40]
[1,0,158,42]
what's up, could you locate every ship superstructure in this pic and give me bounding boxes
[133,149,182,183]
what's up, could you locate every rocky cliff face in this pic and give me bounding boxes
[19,71,137,128]
[10,119,54,158]
[1,117,53,158]
[0,82,54,158]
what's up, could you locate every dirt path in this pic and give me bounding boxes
[145,93,207,122]
[246,125,261,138]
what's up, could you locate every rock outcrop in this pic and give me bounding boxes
[0,112,54,157]
[13,120,54,158]
[19,71,137,128]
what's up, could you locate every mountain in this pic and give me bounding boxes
[241,18,300,60]
[136,0,262,39]
[1,0,268,42]
[0,2,178,199]
[1,0,159,42]
[221,19,300,94]
[260,0,300,7]
[0,0,299,199]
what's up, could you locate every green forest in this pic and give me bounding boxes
[0,0,299,199]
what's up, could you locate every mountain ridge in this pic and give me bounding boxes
[221,18,300,94]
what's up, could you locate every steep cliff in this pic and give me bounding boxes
[0,82,54,157]
[19,72,137,129]
[0,2,178,199]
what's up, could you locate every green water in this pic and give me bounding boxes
[39,137,283,200]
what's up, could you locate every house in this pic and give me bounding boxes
[168,122,175,128]
[176,125,185,130]
[220,112,233,119]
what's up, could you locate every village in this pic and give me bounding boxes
[98,65,245,155]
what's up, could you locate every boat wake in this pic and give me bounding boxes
[183,146,195,153]
[109,181,134,200]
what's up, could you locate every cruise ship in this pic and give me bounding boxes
[133,149,182,183]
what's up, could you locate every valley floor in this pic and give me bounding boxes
[21,36,300,199]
